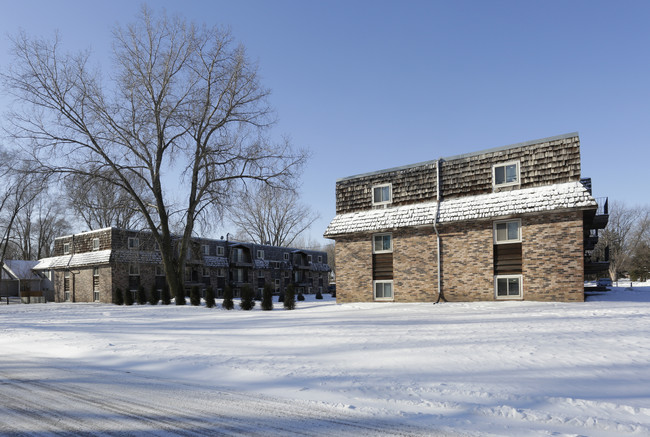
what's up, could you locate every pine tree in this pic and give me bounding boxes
[114,288,124,305]
[148,284,159,305]
[240,284,255,310]
[222,284,234,310]
[205,287,216,308]
[261,282,273,311]
[124,289,134,306]
[161,284,171,305]
[190,286,201,306]
[284,283,296,310]
[137,285,147,305]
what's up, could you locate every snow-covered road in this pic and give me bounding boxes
[0,355,441,436]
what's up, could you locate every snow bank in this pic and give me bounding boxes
[2,287,650,436]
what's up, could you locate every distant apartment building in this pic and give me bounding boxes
[34,227,330,303]
[324,133,608,303]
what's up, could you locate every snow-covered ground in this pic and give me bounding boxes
[2,284,650,436]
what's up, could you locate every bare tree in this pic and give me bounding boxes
[2,7,306,304]
[65,173,145,230]
[11,191,70,260]
[227,184,319,247]
[594,201,650,280]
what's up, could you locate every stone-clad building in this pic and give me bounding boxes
[324,133,609,303]
[34,227,330,303]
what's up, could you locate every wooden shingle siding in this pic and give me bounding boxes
[372,253,393,280]
[493,243,523,275]
[336,163,438,214]
[335,135,581,214]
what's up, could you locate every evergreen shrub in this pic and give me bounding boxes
[190,286,201,306]
[222,285,234,310]
[161,284,171,305]
[114,288,124,305]
[261,282,273,311]
[240,284,255,310]
[124,289,134,306]
[284,283,296,310]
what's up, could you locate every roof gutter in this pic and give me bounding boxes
[434,159,444,304]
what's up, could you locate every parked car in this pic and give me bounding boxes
[597,278,612,287]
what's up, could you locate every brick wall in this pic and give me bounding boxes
[393,227,438,302]
[522,211,584,302]
[440,221,494,301]
[335,210,585,303]
[335,236,373,303]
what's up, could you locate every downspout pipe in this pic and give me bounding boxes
[434,159,444,304]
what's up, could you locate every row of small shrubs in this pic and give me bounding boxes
[113,283,303,310]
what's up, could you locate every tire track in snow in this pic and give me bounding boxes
[0,362,454,436]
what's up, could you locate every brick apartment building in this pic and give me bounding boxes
[34,227,330,303]
[324,133,609,303]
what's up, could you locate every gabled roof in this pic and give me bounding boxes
[324,181,596,237]
[2,260,41,280]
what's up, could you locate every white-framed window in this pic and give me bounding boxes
[63,243,70,254]
[257,249,264,259]
[494,219,521,244]
[202,267,210,277]
[284,271,290,279]
[373,233,393,253]
[92,238,100,251]
[372,183,392,206]
[318,255,323,263]
[93,267,100,302]
[216,268,225,278]
[203,244,210,255]
[217,246,224,256]
[374,280,394,301]
[307,255,312,263]
[155,265,164,276]
[233,268,245,282]
[283,252,289,261]
[63,271,71,301]
[129,264,140,276]
[493,161,520,188]
[275,279,280,286]
[258,270,265,278]
[128,237,139,250]
[495,275,523,299]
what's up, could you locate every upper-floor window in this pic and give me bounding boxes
[493,161,520,188]
[63,243,70,254]
[92,238,100,251]
[257,249,264,259]
[202,244,210,255]
[217,246,224,256]
[128,237,139,250]
[284,252,289,261]
[373,233,393,253]
[307,255,312,263]
[372,183,392,206]
[202,267,210,277]
[217,268,225,277]
[494,219,521,244]
[129,264,140,276]
[318,255,323,263]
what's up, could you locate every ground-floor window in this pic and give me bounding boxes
[374,280,393,301]
[495,275,522,299]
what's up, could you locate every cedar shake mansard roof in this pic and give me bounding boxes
[324,181,596,237]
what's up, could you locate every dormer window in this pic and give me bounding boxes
[92,238,100,251]
[63,243,70,254]
[128,237,139,250]
[202,244,210,255]
[372,183,392,206]
[493,161,520,188]
[257,249,264,260]
[217,246,224,256]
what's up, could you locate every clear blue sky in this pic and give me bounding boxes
[1,0,649,246]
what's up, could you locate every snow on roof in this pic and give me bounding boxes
[33,250,113,270]
[3,260,41,280]
[324,181,597,237]
[204,256,229,268]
